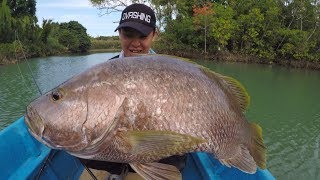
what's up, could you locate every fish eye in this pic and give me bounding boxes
[51,90,63,101]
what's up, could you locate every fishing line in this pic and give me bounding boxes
[14,31,33,94]
[79,160,98,180]
[14,30,43,95]
[35,149,57,180]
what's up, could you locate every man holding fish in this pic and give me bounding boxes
[79,3,186,178]
[25,3,266,180]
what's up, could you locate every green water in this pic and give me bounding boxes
[0,53,118,129]
[1,53,320,179]
[195,60,320,179]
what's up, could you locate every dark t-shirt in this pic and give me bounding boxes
[110,55,120,59]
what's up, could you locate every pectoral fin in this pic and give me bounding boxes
[116,130,206,156]
[130,162,182,180]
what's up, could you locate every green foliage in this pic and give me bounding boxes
[40,19,53,43]
[155,17,201,53]
[0,0,14,43]
[6,0,36,17]
[2,0,320,64]
[210,3,237,50]
[90,36,121,50]
[236,8,265,53]
[157,0,319,61]
[0,0,91,63]
[0,40,23,64]
[277,29,314,60]
[86,0,320,62]
[58,30,80,53]
[59,21,91,52]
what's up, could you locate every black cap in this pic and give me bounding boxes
[115,4,156,36]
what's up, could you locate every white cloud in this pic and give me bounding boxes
[57,14,92,22]
[37,0,94,9]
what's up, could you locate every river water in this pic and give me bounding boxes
[0,52,319,179]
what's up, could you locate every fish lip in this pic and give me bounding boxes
[24,109,58,149]
[24,113,40,137]
[25,116,55,149]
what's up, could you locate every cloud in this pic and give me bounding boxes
[57,14,93,22]
[37,0,94,9]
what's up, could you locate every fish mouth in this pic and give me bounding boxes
[24,113,56,149]
[25,113,79,150]
[24,106,59,149]
[25,106,45,138]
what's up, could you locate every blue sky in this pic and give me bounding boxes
[36,0,121,37]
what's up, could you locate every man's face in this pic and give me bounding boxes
[119,27,155,57]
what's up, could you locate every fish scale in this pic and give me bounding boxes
[92,56,245,158]
[25,55,266,179]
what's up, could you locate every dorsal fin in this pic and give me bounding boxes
[143,54,250,111]
[200,67,250,112]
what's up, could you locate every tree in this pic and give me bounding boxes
[160,16,200,50]
[193,2,214,53]
[88,0,196,31]
[59,21,91,52]
[6,0,36,17]
[209,3,237,51]
[58,30,80,53]
[278,29,311,60]
[0,0,14,43]
[40,19,53,44]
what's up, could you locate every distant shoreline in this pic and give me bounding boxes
[158,50,320,71]
[0,49,121,66]
[2,50,320,70]
[88,49,121,53]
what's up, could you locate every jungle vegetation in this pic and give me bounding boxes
[0,0,91,64]
[91,0,320,64]
[1,0,320,67]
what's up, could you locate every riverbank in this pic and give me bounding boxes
[0,58,17,65]
[158,50,320,71]
[214,52,320,70]
[88,48,120,53]
[0,49,120,66]
[2,49,320,70]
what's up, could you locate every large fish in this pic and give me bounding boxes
[25,55,266,180]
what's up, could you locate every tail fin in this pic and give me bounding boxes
[249,123,266,169]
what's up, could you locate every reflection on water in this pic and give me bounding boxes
[1,54,320,179]
[0,52,118,129]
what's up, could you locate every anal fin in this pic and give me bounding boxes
[220,145,257,174]
[130,162,182,180]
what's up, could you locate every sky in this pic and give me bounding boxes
[36,0,122,37]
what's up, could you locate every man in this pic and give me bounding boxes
[111,3,157,59]
[80,3,186,178]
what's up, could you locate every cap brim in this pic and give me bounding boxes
[114,21,154,36]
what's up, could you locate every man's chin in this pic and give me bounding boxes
[125,51,147,57]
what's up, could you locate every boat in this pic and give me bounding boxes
[0,117,275,180]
